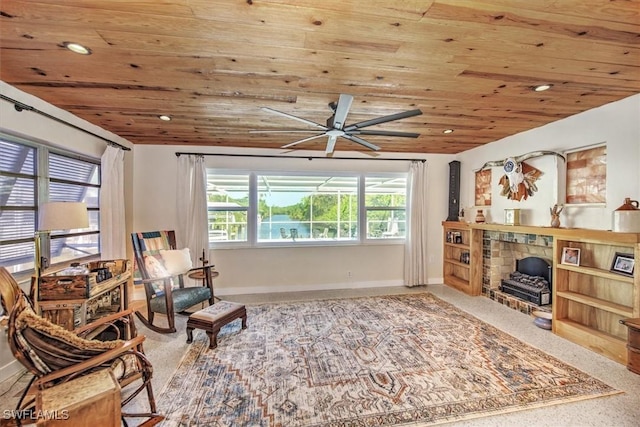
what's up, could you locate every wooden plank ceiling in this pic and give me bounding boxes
[0,0,638,154]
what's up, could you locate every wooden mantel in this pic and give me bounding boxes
[466,223,640,245]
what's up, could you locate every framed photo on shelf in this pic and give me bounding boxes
[561,247,581,266]
[610,252,635,276]
[504,208,520,226]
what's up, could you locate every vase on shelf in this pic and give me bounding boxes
[475,209,486,224]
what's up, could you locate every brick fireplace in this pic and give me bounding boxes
[481,230,554,315]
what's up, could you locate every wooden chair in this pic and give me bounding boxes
[0,267,162,426]
[131,230,218,333]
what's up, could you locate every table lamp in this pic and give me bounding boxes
[35,201,89,278]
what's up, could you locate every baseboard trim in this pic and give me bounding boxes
[215,278,442,296]
[130,277,444,301]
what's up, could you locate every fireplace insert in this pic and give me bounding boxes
[500,256,552,306]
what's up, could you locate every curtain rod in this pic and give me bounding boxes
[0,94,131,151]
[175,151,426,162]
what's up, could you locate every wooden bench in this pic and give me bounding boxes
[186,301,247,349]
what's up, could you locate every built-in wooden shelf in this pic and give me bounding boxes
[444,258,471,269]
[555,290,634,317]
[556,263,635,283]
[554,318,627,364]
[553,233,639,365]
[442,221,481,296]
[449,222,640,365]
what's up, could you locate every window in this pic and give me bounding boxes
[257,175,358,242]
[0,140,36,273]
[365,176,407,239]
[206,170,407,245]
[0,135,100,274]
[207,174,249,242]
[47,152,101,265]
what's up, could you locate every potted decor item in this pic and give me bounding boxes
[612,198,640,232]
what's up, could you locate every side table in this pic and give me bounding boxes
[36,369,120,426]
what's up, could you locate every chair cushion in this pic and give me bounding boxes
[144,255,170,280]
[160,248,192,275]
[189,301,245,322]
[148,287,212,314]
[144,255,178,296]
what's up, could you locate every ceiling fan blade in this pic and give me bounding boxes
[261,107,327,130]
[343,109,422,131]
[249,129,323,134]
[281,133,328,149]
[328,94,354,130]
[325,135,338,154]
[353,129,420,138]
[342,134,381,151]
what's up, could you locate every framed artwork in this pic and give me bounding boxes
[474,169,492,206]
[566,144,606,204]
[561,247,580,266]
[610,252,635,276]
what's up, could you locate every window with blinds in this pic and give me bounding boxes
[0,140,36,272]
[0,135,101,274]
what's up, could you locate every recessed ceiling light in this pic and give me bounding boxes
[62,42,91,55]
[443,129,454,134]
[533,84,553,92]
[158,115,172,121]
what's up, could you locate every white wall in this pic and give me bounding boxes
[132,144,453,296]
[457,94,640,230]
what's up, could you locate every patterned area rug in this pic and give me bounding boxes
[157,294,619,426]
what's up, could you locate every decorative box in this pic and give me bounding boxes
[39,259,130,301]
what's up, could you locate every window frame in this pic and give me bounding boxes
[206,169,407,248]
[364,175,408,241]
[0,132,101,275]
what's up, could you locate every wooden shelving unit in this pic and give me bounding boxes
[442,221,482,296]
[553,233,640,364]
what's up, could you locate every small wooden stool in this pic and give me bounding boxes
[36,369,120,426]
[186,301,247,349]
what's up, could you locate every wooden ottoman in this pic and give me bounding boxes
[186,301,247,349]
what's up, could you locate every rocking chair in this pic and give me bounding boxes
[0,267,162,426]
[131,230,218,333]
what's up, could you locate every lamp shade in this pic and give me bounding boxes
[38,202,89,231]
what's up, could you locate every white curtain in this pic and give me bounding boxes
[404,160,428,287]
[176,154,209,267]
[99,145,126,259]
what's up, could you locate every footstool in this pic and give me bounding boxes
[186,301,247,349]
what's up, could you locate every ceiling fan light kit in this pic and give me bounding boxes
[255,94,423,154]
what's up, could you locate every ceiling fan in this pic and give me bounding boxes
[252,94,423,154]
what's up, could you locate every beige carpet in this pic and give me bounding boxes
[156,294,619,426]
